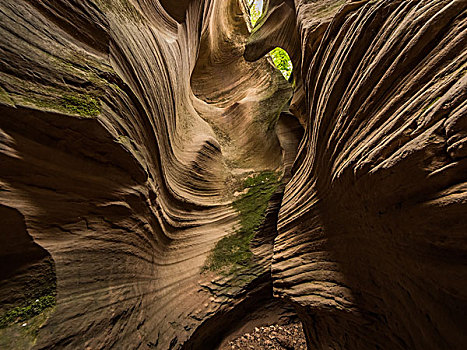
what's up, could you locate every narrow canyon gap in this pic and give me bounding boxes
[0,1,466,350]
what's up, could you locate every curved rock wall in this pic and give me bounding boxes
[1,0,466,349]
[267,1,467,349]
[0,0,293,348]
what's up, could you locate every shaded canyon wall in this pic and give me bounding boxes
[0,0,466,349]
[246,0,467,349]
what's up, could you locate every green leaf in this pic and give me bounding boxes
[270,47,293,80]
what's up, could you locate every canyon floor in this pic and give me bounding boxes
[226,322,307,350]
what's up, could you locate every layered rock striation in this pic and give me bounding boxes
[1,0,466,349]
[0,0,294,348]
[247,1,467,349]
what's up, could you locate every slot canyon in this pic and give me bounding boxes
[0,0,466,349]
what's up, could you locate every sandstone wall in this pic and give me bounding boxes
[1,0,466,349]
[259,1,467,349]
[0,0,293,348]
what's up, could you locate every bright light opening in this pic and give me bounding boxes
[248,0,263,26]
[247,0,293,81]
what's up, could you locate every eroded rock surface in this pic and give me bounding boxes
[1,0,466,349]
[0,0,294,348]
[250,1,467,349]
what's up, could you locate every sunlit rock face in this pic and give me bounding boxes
[0,0,294,348]
[247,1,467,349]
[1,0,466,349]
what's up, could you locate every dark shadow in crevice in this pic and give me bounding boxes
[181,274,298,350]
[0,205,56,313]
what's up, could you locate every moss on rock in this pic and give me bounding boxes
[0,306,55,349]
[0,295,55,329]
[61,94,101,117]
[204,171,279,274]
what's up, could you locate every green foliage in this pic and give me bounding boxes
[204,171,279,274]
[248,0,262,27]
[248,1,293,80]
[270,47,293,80]
[61,94,101,117]
[0,295,56,329]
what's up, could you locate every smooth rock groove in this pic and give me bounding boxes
[0,0,466,349]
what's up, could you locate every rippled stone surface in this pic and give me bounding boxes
[1,0,466,349]
[248,1,467,349]
[0,0,293,348]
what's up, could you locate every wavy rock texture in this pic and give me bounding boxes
[248,0,467,349]
[0,0,294,348]
[1,0,466,349]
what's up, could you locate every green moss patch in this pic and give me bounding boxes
[0,257,56,347]
[0,306,55,349]
[203,171,279,274]
[61,94,101,117]
[13,92,101,117]
[422,96,441,112]
[0,295,55,329]
[0,85,14,106]
[117,135,131,144]
[316,0,346,17]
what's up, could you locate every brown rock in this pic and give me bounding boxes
[1,0,466,349]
